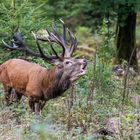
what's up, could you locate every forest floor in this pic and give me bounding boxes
[0,31,140,139]
[0,73,140,140]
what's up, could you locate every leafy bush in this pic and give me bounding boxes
[0,0,50,63]
[0,2,140,140]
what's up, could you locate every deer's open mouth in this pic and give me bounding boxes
[82,64,87,70]
[70,60,88,82]
[80,62,87,74]
[82,60,87,70]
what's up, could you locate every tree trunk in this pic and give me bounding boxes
[116,4,137,69]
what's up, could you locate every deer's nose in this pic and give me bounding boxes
[83,59,87,66]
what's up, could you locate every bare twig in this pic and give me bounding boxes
[122,46,137,106]
[65,84,75,131]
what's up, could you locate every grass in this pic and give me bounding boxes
[0,23,140,139]
[0,59,140,140]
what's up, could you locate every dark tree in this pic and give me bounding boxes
[116,4,137,68]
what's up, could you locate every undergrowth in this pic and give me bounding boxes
[0,58,140,140]
[0,19,140,140]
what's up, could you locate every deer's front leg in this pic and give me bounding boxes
[14,90,22,102]
[28,97,35,112]
[35,100,46,115]
[3,84,12,105]
[40,100,46,110]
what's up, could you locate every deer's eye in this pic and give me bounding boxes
[66,61,72,65]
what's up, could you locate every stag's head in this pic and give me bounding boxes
[2,20,87,82]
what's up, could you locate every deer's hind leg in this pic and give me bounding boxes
[28,97,35,113]
[3,84,12,105]
[12,89,23,102]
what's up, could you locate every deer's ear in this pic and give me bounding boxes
[50,58,63,66]
[57,64,63,69]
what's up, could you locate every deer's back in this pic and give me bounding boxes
[0,59,48,96]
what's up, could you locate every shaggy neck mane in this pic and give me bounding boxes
[43,67,71,100]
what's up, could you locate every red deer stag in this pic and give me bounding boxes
[0,21,87,114]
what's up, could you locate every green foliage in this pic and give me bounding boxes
[75,26,92,41]
[97,17,116,63]
[0,0,140,139]
[1,54,139,139]
[0,0,47,39]
[0,0,50,62]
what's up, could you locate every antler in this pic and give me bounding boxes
[2,32,60,64]
[37,20,78,58]
[2,21,77,63]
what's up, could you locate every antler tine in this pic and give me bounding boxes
[46,24,66,57]
[46,37,62,60]
[32,32,49,58]
[52,21,67,56]
[13,32,24,45]
[59,19,77,57]
[2,32,58,63]
[2,39,42,58]
[34,31,65,61]
[67,28,78,56]
[37,20,78,58]
[59,19,66,47]
[52,21,58,36]
[52,20,66,44]
[2,40,19,50]
[37,28,66,58]
[32,32,61,61]
[2,32,30,51]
